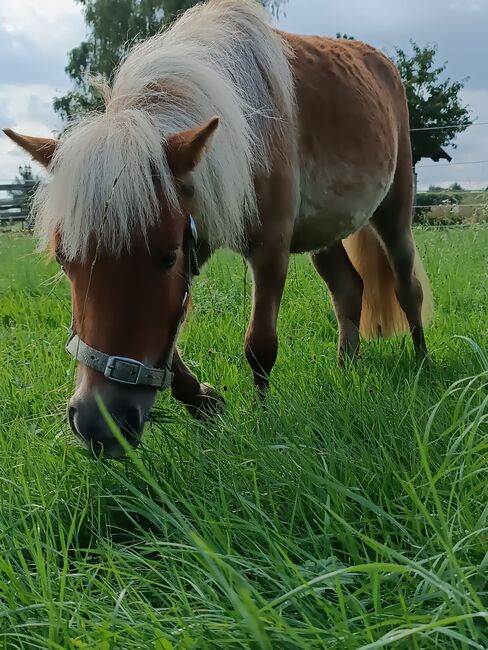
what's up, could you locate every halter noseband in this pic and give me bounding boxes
[66,215,200,391]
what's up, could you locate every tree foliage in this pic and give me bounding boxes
[428,183,465,192]
[395,41,471,165]
[54,0,287,121]
[8,165,40,201]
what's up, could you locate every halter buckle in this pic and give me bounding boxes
[104,356,144,385]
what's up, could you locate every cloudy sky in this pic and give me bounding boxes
[1,0,487,189]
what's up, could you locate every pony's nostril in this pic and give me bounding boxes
[119,406,143,442]
[67,396,145,456]
[87,439,105,457]
[68,406,78,435]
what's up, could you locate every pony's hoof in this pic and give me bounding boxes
[417,350,432,366]
[186,383,225,421]
[338,346,361,368]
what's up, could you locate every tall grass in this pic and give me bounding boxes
[0,227,487,649]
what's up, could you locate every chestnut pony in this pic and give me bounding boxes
[5,0,433,456]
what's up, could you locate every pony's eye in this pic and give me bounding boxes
[161,250,177,270]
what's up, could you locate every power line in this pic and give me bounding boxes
[410,122,488,132]
[417,160,488,169]
[417,190,487,194]
[419,223,488,229]
[413,203,485,209]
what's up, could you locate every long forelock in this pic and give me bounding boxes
[33,0,295,260]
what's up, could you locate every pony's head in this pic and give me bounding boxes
[4,117,219,457]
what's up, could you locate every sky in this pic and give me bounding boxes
[1,0,487,190]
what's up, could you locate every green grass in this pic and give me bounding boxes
[0,227,487,649]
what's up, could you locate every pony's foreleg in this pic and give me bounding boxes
[170,241,224,419]
[171,349,224,419]
[245,246,289,394]
[244,156,298,394]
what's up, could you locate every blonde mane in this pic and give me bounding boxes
[34,0,295,260]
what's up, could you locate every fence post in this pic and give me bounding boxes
[412,166,418,222]
[0,181,37,228]
[24,180,37,230]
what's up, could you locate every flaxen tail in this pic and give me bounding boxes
[343,225,434,339]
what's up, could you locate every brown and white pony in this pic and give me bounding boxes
[4,0,433,456]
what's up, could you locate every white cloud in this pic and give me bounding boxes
[0,0,84,181]
[449,2,486,12]
[0,98,15,129]
[0,0,84,53]
[0,84,62,181]
[0,84,62,132]
[278,0,412,37]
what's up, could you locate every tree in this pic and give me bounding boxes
[448,182,465,192]
[8,165,40,201]
[395,41,471,166]
[6,165,40,228]
[54,0,288,121]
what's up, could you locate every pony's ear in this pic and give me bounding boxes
[165,116,219,179]
[3,129,58,168]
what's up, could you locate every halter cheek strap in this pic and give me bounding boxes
[65,214,200,392]
[66,334,174,390]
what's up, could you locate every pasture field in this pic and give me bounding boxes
[416,191,488,226]
[0,227,487,649]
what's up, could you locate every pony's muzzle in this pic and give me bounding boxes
[68,382,155,457]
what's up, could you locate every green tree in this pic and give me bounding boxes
[448,182,465,192]
[8,165,40,201]
[6,165,40,227]
[395,41,471,166]
[54,0,287,121]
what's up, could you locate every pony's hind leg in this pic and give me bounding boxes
[311,241,364,364]
[372,199,428,359]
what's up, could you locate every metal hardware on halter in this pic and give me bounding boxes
[65,214,200,391]
[104,357,148,385]
[189,214,198,242]
[188,214,200,278]
[66,334,174,390]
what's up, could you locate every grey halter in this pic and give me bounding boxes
[65,215,200,391]
[66,335,175,390]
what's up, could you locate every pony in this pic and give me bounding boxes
[4,0,433,457]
